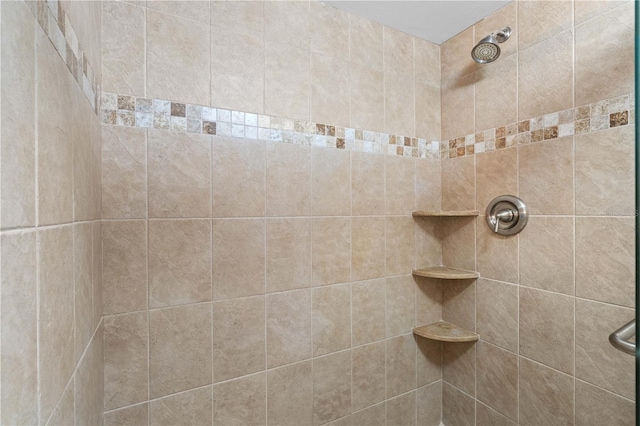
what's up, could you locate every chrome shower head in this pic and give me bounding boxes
[471,27,511,64]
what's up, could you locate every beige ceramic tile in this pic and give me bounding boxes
[351,216,385,281]
[211,26,264,113]
[384,26,414,77]
[575,2,634,105]
[213,296,265,382]
[312,217,351,285]
[102,1,145,95]
[38,227,74,422]
[476,342,517,421]
[385,217,415,277]
[475,55,517,131]
[210,0,264,36]
[443,342,476,396]
[474,2,517,59]
[476,279,517,352]
[146,9,210,105]
[576,126,635,216]
[46,382,74,426]
[312,147,351,216]
[148,220,211,307]
[576,380,635,426]
[104,312,148,411]
[519,216,574,295]
[213,373,266,425]
[352,341,386,411]
[349,14,383,71]
[0,232,37,425]
[60,0,102,77]
[518,0,572,50]
[519,357,574,426]
[443,280,476,332]
[102,221,147,315]
[386,155,416,215]
[386,391,416,426]
[351,402,386,426]
[441,27,476,84]
[351,279,386,346]
[266,142,311,216]
[475,148,517,213]
[415,159,442,213]
[518,30,573,119]
[313,351,352,425]
[386,334,417,398]
[518,137,574,215]
[1,0,35,229]
[92,222,103,329]
[414,37,440,86]
[417,382,442,426]
[74,328,104,426]
[416,276,442,327]
[576,217,635,308]
[351,152,385,216]
[350,64,384,132]
[266,218,312,292]
[386,275,416,337]
[267,361,313,426]
[441,155,475,211]
[441,217,476,272]
[212,218,265,299]
[441,74,475,140]
[266,289,312,368]
[476,401,516,426]
[265,42,310,120]
[146,1,209,23]
[519,287,574,374]
[311,54,350,127]
[477,219,518,283]
[574,0,628,24]
[415,83,441,141]
[150,386,212,426]
[384,73,415,136]
[575,299,635,399]
[313,284,351,356]
[416,338,441,388]
[149,304,212,398]
[74,223,94,362]
[102,126,146,219]
[212,136,265,218]
[310,1,349,60]
[104,404,148,426]
[148,130,211,218]
[442,382,475,426]
[264,0,309,49]
[72,93,94,223]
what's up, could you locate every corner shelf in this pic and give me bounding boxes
[412,266,479,280]
[412,210,479,217]
[413,321,479,343]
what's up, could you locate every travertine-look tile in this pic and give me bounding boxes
[475,55,518,131]
[575,299,634,399]
[350,64,384,132]
[61,0,102,75]
[210,0,263,36]
[441,27,476,84]
[575,2,634,106]
[386,155,416,215]
[476,401,516,426]
[476,219,518,283]
[92,222,103,329]
[149,304,212,398]
[268,361,313,426]
[386,275,415,337]
[102,126,146,219]
[313,284,351,356]
[1,0,35,229]
[574,0,628,24]
[212,136,265,217]
[351,403,385,426]
[74,329,104,426]
[474,2,517,59]
[576,217,635,307]
[442,155,475,211]
[266,218,312,292]
[417,381,442,426]
[212,218,265,299]
[385,217,415,277]
[416,276,442,327]
[213,373,266,426]
[352,341,386,411]
[351,279,386,346]
[476,342,517,421]
[384,73,414,136]
[1,232,37,425]
[74,223,93,362]
[386,391,416,426]
[476,279,518,352]
[519,357,574,426]
[476,149,517,215]
[576,380,635,426]
[313,351,352,425]
[351,152,385,216]
[104,312,148,411]
[146,9,210,105]
[266,142,311,216]
[312,146,351,216]
[415,83,441,141]
[264,0,309,49]
[150,386,212,426]
[350,14,383,71]
[311,54,350,127]
[519,216,574,295]
[518,0,572,50]
[266,289,312,368]
[415,159,442,213]
[443,342,476,396]
[442,382,475,426]
[102,1,145,95]
[213,296,265,382]
[518,137,574,215]
[443,280,476,332]
[384,26,414,77]
[441,74,475,141]
[415,37,440,86]
[310,1,349,60]
[576,126,634,216]
[386,334,417,398]
[265,42,310,120]
[38,227,74,422]
[313,217,351,285]
[72,93,94,222]
[104,404,148,426]
[441,217,476,272]
[518,30,574,119]
[519,287,574,374]
[351,216,385,281]
[146,1,209,23]
[46,382,74,426]
[211,26,264,114]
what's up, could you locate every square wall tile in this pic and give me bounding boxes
[266,218,312,292]
[518,0,572,50]
[476,342,517,421]
[313,217,351,286]
[310,1,349,59]
[351,152,385,216]
[441,155,475,212]
[386,391,416,426]
[210,0,263,36]
[386,275,416,337]
[386,217,415,276]
[386,155,416,215]
[576,380,635,426]
[443,342,476,396]
[386,334,417,398]
[415,37,440,86]
[104,404,148,426]
[476,279,517,352]
[267,361,313,426]
[417,338,442,388]
[213,374,266,426]
[150,386,212,426]
[313,351,352,425]
[350,64,384,132]
[350,14,383,71]
[415,83,441,141]
[441,27,476,85]
[416,276,442,327]
[476,402,516,426]
[351,216,385,281]
[441,217,475,272]
[266,142,311,217]
[443,280,475,333]
[266,289,312,368]
[442,382,475,426]
[264,0,309,49]
[146,1,210,24]
[441,74,475,141]
[475,55,517,131]
[311,54,350,127]
[519,357,574,425]
[475,146,517,213]
[384,73,415,136]
[352,341,386,411]
[476,220,518,283]
[415,159,442,217]
[351,279,386,346]
[311,147,351,216]
[265,42,310,121]
[383,26,414,77]
[312,284,351,356]
[417,382,442,426]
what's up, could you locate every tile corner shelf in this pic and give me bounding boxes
[412,210,479,217]
[412,266,479,280]
[413,321,479,343]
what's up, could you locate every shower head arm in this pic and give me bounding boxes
[491,27,511,43]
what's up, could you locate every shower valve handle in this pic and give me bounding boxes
[493,209,514,233]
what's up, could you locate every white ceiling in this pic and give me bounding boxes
[324,0,512,44]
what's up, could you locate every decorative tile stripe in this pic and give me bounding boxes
[442,93,635,160]
[28,0,100,114]
[100,92,441,159]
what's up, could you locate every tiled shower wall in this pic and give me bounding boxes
[0,0,104,424]
[439,1,636,425]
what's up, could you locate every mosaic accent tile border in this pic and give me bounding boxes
[100,92,441,159]
[28,0,100,113]
[442,93,636,160]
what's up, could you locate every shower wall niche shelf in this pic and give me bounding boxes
[413,321,479,343]
[412,210,479,217]
[413,266,479,280]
